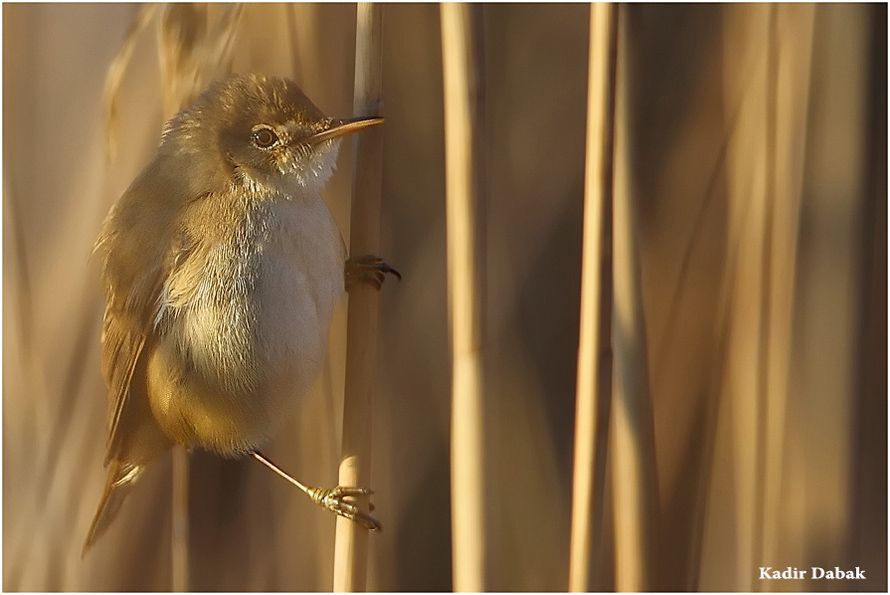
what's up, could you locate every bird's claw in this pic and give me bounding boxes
[346,255,401,291]
[309,485,382,532]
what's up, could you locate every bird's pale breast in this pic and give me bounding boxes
[147,191,345,455]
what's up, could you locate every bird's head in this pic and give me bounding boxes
[160,73,382,197]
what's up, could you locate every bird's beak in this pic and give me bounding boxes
[309,116,384,145]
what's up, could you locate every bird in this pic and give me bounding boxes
[84,73,396,554]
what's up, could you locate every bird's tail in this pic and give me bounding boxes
[82,460,144,556]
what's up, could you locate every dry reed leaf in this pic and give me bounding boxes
[103,4,158,162]
[158,3,243,117]
[104,3,244,156]
[158,3,207,117]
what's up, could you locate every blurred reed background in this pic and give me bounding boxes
[2,2,886,591]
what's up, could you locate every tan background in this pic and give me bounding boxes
[3,3,886,591]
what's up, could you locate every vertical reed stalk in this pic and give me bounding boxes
[759,4,815,573]
[171,447,190,591]
[752,7,779,576]
[609,6,660,590]
[441,3,487,591]
[568,3,618,591]
[720,6,772,588]
[333,3,385,591]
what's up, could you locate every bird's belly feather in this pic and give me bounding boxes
[147,195,344,454]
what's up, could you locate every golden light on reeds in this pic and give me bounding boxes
[3,3,886,591]
[759,3,815,579]
[333,3,386,591]
[608,8,659,589]
[568,3,617,591]
[171,448,190,591]
[441,3,487,591]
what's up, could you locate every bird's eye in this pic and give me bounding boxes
[251,125,280,149]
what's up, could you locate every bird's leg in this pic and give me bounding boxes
[250,451,381,531]
[345,255,402,291]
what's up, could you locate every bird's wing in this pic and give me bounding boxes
[98,282,158,464]
[94,167,198,464]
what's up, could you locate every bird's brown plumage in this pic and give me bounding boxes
[84,74,372,554]
[85,161,194,552]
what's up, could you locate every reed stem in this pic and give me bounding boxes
[333,3,385,591]
[609,6,660,590]
[568,3,618,591]
[441,3,487,591]
[171,447,190,591]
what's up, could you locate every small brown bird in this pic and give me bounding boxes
[84,73,394,554]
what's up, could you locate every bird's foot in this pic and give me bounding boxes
[346,255,401,291]
[307,485,382,531]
